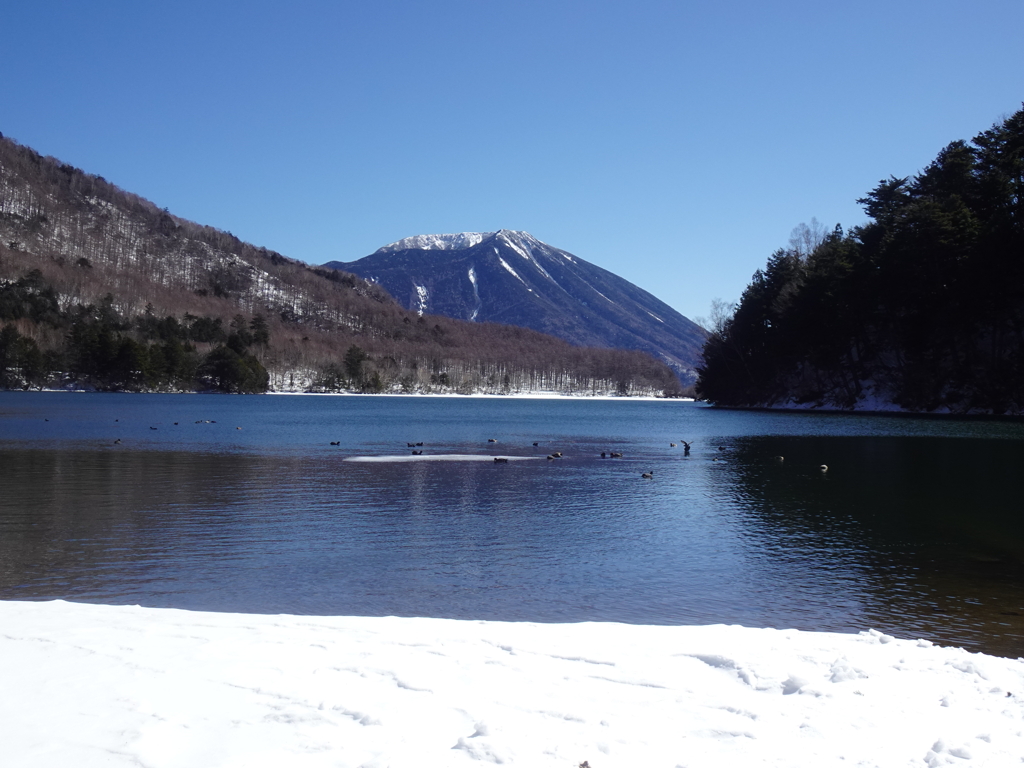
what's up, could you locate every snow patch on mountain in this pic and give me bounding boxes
[498,257,532,292]
[375,232,489,254]
[500,232,534,262]
[467,267,481,321]
[414,285,428,316]
[532,257,560,290]
[497,231,562,288]
[494,230,545,254]
[581,279,614,304]
[378,230,547,258]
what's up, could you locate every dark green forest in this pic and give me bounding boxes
[698,106,1024,414]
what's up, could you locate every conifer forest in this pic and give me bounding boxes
[698,107,1024,414]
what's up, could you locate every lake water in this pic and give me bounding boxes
[3,391,1024,657]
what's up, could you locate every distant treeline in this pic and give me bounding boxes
[0,135,681,396]
[1,269,269,392]
[698,106,1024,414]
[0,266,677,395]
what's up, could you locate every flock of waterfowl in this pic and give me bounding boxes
[359,437,832,479]
[98,418,829,477]
[105,417,239,446]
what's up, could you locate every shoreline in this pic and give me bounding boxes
[2,388,693,403]
[265,390,688,402]
[3,600,1023,767]
[711,403,1024,422]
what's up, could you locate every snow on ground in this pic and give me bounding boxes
[3,601,1024,767]
[263,391,677,402]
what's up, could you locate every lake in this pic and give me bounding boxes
[2,391,1024,657]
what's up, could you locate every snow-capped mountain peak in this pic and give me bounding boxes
[375,232,487,254]
[374,230,543,256]
[326,231,706,384]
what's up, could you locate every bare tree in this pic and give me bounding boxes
[788,218,829,261]
[693,298,735,337]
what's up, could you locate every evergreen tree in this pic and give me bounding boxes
[698,106,1024,414]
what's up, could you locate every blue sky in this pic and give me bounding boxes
[3,1,1022,320]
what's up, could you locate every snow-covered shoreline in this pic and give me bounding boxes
[9,388,689,403]
[264,390,686,402]
[3,601,1022,767]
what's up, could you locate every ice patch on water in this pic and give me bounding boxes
[345,454,541,463]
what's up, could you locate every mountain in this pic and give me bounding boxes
[324,230,706,384]
[0,134,680,396]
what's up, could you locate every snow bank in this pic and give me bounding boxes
[3,601,1023,767]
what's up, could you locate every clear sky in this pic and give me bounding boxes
[3,0,1022,320]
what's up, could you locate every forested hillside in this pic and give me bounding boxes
[0,134,680,396]
[698,107,1024,414]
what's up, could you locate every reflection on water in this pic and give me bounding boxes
[3,392,1024,657]
[713,435,1024,656]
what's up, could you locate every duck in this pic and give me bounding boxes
[641,471,654,479]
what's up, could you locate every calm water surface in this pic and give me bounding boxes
[2,391,1024,657]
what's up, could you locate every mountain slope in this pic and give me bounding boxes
[324,230,705,384]
[0,135,680,396]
